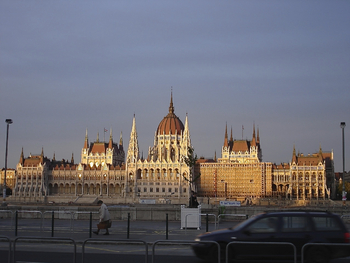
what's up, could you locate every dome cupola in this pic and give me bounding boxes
[157,92,184,135]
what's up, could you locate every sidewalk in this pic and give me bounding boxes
[0,218,234,243]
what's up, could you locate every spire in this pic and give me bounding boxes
[84,128,89,148]
[292,144,297,163]
[223,122,228,148]
[319,145,323,161]
[19,147,24,164]
[108,128,113,149]
[229,126,233,150]
[96,132,99,143]
[40,147,44,163]
[182,112,191,156]
[71,153,74,164]
[119,131,123,148]
[251,123,256,146]
[214,151,217,162]
[53,152,56,161]
[169,88,174,114]
[127,114,139,163]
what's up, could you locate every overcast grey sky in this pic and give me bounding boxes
[1,0,349,172]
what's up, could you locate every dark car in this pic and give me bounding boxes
[192,211,350,263]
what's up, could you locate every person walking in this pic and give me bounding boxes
[93,200,111,235]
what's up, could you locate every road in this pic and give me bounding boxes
[0,217,349,263]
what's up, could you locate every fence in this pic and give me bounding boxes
[0,236,349,263]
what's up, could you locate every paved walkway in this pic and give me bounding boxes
[0,217,234,243]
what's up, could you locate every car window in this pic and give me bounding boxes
[312,216,342,231]
[247,216,279,233]
[281,216,310,232]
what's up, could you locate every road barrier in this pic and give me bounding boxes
[0,236,11,263]
[227,241,296,263]
[217,213,247,228]
[42,210,74,233]
[301,242,350,263]
[152,240,220,263]
[13,237,76,263]
[82,239,148,263]
[1,235,350,263]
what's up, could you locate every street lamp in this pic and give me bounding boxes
[340,122,346,205]
[3,119,13,205]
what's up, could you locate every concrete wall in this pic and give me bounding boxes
[1,202,350,221]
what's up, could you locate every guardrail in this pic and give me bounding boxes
[152,240,220,263]
[217,213,247,228]
[200,213,217,230]
[341,214,350,223]
[0,236,11,263]
[227,241,297,263]
[301,242,350,263]
[42,210,74,232]
[13,237,76,263]
[82,239,148,263]
[1,235,350,263]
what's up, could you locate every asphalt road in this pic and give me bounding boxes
[0,217,350,263]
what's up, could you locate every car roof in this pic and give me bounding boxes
[263,210,336,216]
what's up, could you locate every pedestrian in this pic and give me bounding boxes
[189,191,199,208]
[93,200,111,235]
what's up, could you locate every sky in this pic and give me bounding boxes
[0,0,349,172]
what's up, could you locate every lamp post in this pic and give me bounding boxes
[340,122,346,205]
[3,119,13,205]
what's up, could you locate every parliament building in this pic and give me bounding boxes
[9,93,335,204]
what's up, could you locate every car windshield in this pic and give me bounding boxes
[230,214,259,230]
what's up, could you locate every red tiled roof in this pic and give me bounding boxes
[232,140,249,152]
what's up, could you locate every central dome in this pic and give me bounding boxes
[157,93,184,135]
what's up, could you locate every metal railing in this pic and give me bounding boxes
[0,236,11,263]
[152,240,220,263]
[217,213,247,228]
[227,241,297,263]
[82,239,148,263]
[301,242,350,263]
[13,237,76,263]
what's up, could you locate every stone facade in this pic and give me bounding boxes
[9,93,335,203]
[12,93,192,204]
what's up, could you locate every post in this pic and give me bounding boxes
[206,214,209,232]
[127,213,130,239]
[15,210,18,236]
[166,213,168,240]
[341,122,346,205]
[3,119,12,205]
[51,211,54,237]
[89,212,92,238]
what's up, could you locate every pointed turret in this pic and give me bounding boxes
[53,152,56,162]
[71,153,74,164]
[127,114,139,163]
[251,123,256,146]
[183,113,191,150]
[229,127,233,150]
[40,147,44,163]
[292,144,297,163]
[108,128,113,149]
[84,128,89,149]
[96,132,99,143]
[223,123,229,148]
[318,145,323,162]
[19,147,24,165]
[119,131,123,146]
[169,89,174,114]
